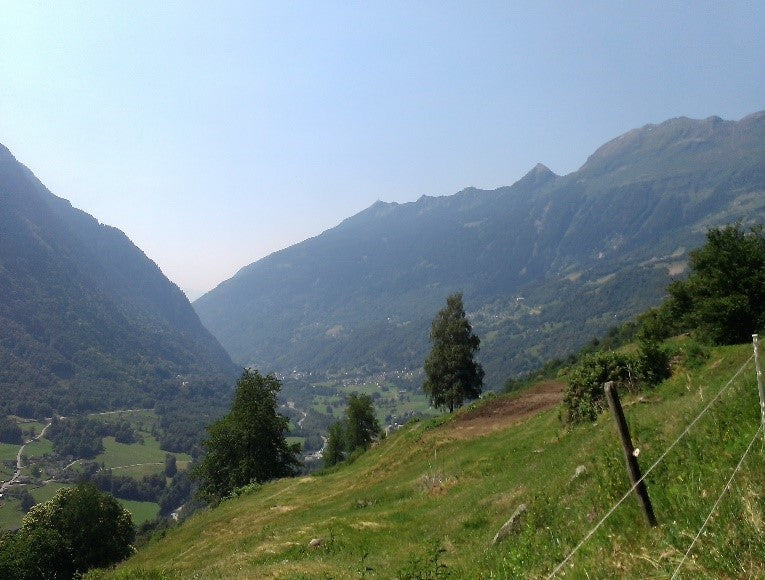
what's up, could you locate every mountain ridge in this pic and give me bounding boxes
[196,110,765,384]
[0,144,238,418]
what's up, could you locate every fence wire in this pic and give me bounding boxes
[670,424,762,579]
[547,353,755,578]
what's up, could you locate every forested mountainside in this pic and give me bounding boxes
[196,111,765,385]
[0,143,238,418]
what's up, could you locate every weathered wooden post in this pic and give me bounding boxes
[604,381,658,527]
[754,334,765,434]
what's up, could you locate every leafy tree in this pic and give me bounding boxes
[193,370,300,501]
[0,527,73,580]
[323,421,346,467]
[3,484,135,578]
[423,293,484,412]
[661,224,765,344]
[345,393,380,452]
[47,416,105,458]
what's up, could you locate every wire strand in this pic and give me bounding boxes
[547,353,754,578]
[670,424,762,579]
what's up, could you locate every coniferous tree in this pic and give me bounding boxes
[423,293,484,412]
[193,370,300,501]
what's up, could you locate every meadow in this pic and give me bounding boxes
[102,341,765,578]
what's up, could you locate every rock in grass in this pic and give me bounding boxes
[572,465,587,480]
[308,538,323,549]
[492,503,528,545]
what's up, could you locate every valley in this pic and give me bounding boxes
[1,110,764,577]
[0,410,191,530]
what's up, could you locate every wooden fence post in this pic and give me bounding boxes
[604,381,658,527]
[754,334,765,434]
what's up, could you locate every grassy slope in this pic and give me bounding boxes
[108,343,764,578]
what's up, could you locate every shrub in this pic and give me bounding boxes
[562,351,637,424]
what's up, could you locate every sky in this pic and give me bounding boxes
[1,2,763,299]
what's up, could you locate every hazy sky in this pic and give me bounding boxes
[1,2,763,298]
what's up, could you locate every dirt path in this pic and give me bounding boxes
[0,420,52,493]
[446,381,565,439]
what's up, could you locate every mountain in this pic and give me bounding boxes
[0,143,238,418]
[195,111,765,386]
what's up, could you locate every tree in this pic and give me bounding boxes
[2,484,135,578]
[19,489,35,513]
[345,393,380,452]
[193,370,300,501]
[423,293,484,412]
[323,421,346,467]
[0,417,22,444]
[660,224,765,344]
[164,453,177,478]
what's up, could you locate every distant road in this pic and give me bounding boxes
[1,408,154,494]
[0,420,52,494]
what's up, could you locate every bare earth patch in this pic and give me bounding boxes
[446,381,565,439]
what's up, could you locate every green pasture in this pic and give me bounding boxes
[24,437,53,458]
[95,436,190,469]
[118,499,160,526]
[0,497,22,530]
[0,442,20,463]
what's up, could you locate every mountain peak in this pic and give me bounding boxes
[516,163,557,188]
[528,163,554,177]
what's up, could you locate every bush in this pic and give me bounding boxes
[634,339,671,385]
[562,339,674,425]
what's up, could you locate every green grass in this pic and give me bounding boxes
[18,421,48,439]
[0,442,20,462]
[23,437,53,458]
[286,436,306,448]
[90,409,160,432]
[310,382,440,426]
[30,482,71,503]
[104,342,765,578]
[118,500,160,526]
[0,465,13,481]
[111,463,166,479]
[95,436,191,469]
[0,497,23,530]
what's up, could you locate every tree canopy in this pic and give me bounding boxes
[345,393,380,452]
[323,393,380,468]
[423,293,484,412]
[193,370,300,501]
[649,224,765,344]
[0,484,135,579]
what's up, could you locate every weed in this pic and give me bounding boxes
[396,542,450,579]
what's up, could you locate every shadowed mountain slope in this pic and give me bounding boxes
[0,144,238,417]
